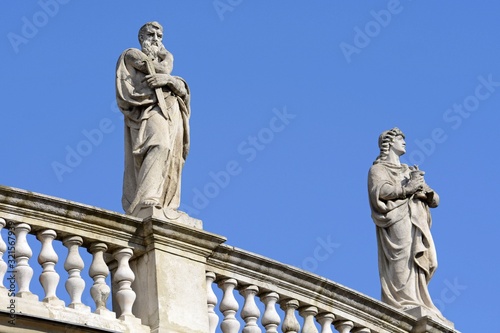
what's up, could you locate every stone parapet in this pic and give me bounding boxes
[0,185,459,333]
[206,244,459,332]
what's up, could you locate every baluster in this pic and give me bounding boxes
[299,306,319,333]
[89,242,114,318]
[260,291,281,333]
[37,229,63,305]
[14,223,37,300]
[113,247,138,321]
[206,271,219,333]
[0,218,7,292]
[352,328,370,333]
[63,236,89,310]
[334,320,354,333]
[218,278,240,333]
[240,285,261,333]
[280,299,300,333]
[317,313,335,333]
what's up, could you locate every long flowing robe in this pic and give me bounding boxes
[115,48,190,216]
[368,161,444,318]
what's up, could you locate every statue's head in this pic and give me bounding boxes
[138,21,167,60]
[138,21,163,45]
[376,127,405,161]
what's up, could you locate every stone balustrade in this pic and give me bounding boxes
[0,188,148,332]
[0,185,227,332]
[206,245,459,333]
[0,185,459,333]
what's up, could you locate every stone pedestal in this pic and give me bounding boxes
[134,206,202,229]
[128,217,226,333]
[406,307,455,332]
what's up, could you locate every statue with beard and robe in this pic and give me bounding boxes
[368,127,451,325]
[116,21,198,226]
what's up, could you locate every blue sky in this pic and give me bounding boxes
[2,1,499,331]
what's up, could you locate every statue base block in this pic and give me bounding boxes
[405,306,454,329]
[134,206,202,229]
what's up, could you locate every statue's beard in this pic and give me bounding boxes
[142,40,167,61]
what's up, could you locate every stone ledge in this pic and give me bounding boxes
[0,297,150,333]
[0,185,222,259]
[0,185,146,254]
[0,311,118,333]
[411,316,459,333]
[139,217,226,262]
[405,307,454,330]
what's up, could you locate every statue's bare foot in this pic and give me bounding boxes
[143,199,161,207]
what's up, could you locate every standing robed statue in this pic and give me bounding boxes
[368,127,449,323]
[116,21,191,221]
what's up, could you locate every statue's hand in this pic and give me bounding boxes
[404,174,424,195]
[143,74,172,88]
[414,190,428,200]
[422,183,432,193]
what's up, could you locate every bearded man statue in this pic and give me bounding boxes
[116,22,191,222]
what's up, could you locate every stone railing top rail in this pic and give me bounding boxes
[0,185,225,258]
